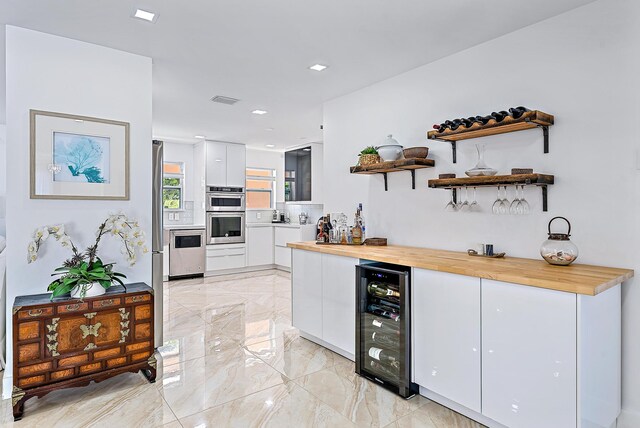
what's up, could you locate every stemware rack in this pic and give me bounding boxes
[350,158,435,191]
[428,173,555,212]
[426,110,554,163]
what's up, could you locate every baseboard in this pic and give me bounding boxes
[298,331,354,361]
[618,409,640,428]
[418,387,507,428]
[204,264,290,277]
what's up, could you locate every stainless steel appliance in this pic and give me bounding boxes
[152,140,164,349]
[356,262,417,398]
[206,186,245,212]
[169,229,206,279]
[206,212,245,244]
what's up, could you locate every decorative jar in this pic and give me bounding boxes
[540,216,579,266]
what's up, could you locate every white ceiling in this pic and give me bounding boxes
[0,0,596,149]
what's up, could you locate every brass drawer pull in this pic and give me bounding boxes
[65,304,81,311]
[28,309,43,317]
[132,296,146,302]
[102,299,115,306]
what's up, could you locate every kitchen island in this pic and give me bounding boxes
[287,241,633,428]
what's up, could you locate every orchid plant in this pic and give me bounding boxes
[27,213,148,300]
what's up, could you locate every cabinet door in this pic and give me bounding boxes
[321,254,358,357]
[274,226,301,247]
[206,142,227,186]
[226,143,246,187]
[274,246,291,268]
[482,279,577,428]
[291,250,322,338]
[412,269,481,412]
[246,227,274,266]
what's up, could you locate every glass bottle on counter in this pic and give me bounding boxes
[358,203,366,242]
[352,210,363,245]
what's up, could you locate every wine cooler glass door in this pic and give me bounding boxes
[357,264,407,391]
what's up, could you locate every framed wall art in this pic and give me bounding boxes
[30,110,130,200]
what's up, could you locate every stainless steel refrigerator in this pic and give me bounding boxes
[152,140,164,349]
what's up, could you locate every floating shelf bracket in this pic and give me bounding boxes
[383,173,388,191]
[542,185,548,212]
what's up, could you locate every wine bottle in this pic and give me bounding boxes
[358,203,366,242]
[369,360,399,378]
[368,282,400,299]
[475,115,490,125]
[368,346,401,366]
[509,106,530,119]
[448,119,463,131]
[367,303,400,321]
[490,111,507,122]
[371,331,399,348]
[368,316,401,333]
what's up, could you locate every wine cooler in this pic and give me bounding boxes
[356,262,418,398]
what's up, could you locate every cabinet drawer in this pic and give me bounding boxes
[92,297,122,309]
[274,227,301,247]
[18,375,45,388]
[206,246,246,257]
[135,304,152,321]
[17,307,54,319]
[17,343,41,364]
[206,254,246,271]
[18,321,41,341]
[18,362,52,377]
[135,322,151,340]
[57,302,89,314]
[125,294,150,304]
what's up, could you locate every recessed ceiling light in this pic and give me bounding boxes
[265,128,274,131]
[252,110,267,115]
[133,9,156,22]
[265,144,275,148]
[303,148,311,151]
[309,64,328,72]
[194,135,206,139]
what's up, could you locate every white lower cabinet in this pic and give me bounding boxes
[206,244,246,271]
[292,249,323,338]
[321,254,357,356]
[412,268,481,413]
[291,249,358,357]
[274,246,291,268]
[482,279,577,428]
[246,226,274,266]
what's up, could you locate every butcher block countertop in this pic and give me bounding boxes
[287,241,633,296]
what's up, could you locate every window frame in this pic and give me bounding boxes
[163,162,185,211]
[246,167,276,210]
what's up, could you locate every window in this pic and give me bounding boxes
[163,162,184,210]
[246,168,275,209]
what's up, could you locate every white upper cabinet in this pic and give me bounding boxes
[482,279,577,428]
[205,141,245,187]
[226,143,247,187]
[412,268,481,413]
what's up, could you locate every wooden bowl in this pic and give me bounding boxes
[403,147,429,158]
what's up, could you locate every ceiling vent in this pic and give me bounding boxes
[211,95,240,105]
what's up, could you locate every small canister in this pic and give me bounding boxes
[540,217,579,266]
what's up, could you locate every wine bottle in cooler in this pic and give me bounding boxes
[367,303,400,321]
[371,331,399,348]
[370,360,399,377]
[368,282,400,300]
[368,346,401,368]
[368,316,401,334]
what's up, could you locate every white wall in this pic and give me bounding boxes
[323,0,640,424]
[0,124,6,237]
[246,148,285,203]
[4,26,152,391]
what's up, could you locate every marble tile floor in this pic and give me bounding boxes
[0,270,484,428]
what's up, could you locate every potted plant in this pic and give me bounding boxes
[27,213,147,300]
[358,146,380,166]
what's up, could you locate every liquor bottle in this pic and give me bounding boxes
[322,216,331,243]
[371,331,399,348]
[316,217,325,242]
[352,209,362,245]
[370,360,399,377]
[358,203,366,242]
[367,303,400,321]
[368,282,400,299]
[368,346,401,367]
[509,106,530,119]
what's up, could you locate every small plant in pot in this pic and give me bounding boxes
[27,213,147,300]
[358,146,380,166]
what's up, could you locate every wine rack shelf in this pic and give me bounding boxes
[427,110,554,163]
[350,158,435,191]
[428,173,555,211]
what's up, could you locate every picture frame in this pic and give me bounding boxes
[30,110,130,200]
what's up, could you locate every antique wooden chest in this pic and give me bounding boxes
[12,283,156,420]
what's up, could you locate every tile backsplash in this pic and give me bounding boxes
[277,203,324,225]
[163,200,195,225]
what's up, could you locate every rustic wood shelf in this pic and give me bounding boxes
[350,158,435,191]
[427,110,554,163]
[428,173,554,211]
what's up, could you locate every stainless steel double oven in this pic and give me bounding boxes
[206,186,245,244]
